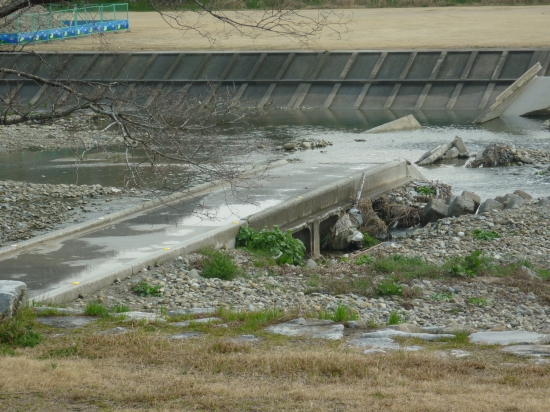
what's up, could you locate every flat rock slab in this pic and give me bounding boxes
[350,329,454,350]
[37,316,96,329]
[97,327,131,335]
[229,334,259,343]
[34,307,83,316]
[171,317,221,327]
[167,308,215,316]
[469,331,546,345]
[170,332,205,340]
[265,318,344,340]
[124,311,166,322]
[501,345,550,357]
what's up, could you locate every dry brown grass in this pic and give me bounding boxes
[1,322,550,411]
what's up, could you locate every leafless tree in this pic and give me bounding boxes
[0,0,349,197]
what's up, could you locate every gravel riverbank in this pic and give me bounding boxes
[0,179,147,247]
[66,194,550,335]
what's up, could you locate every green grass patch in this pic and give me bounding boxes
[468,296,492,307]
[133,281,162,297]
[445,250,493,278]
[416,186,436,196]
[375,277,403,296]
[374,254,440,279]
[362,233,379,248]
[387,311,404,325]
[472,229,500,241]
[110,304,130,313]
[201,249,241,280]
[236,226,305,266]
[0,307,43,349]
[355,254,374,265]
[216,307,286,333]
[318,305,358,323]
[431,292,454,302]
[83,302,111,318]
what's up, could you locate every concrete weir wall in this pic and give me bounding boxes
[2,49,550,110]
[31,160,423,305]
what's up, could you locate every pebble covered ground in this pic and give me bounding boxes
[0,180,145,247]
[67,194,550,335]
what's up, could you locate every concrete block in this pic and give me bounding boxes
[416,142,454,165]
[442,147,459,159]
[453,136,468,154]
[0,280,27,317]
[422,199,449,223]
[478,199,504,214]
[366,115,421,134]
[448,196,475,217]
[475,63,542,124]
[461,191,481,212]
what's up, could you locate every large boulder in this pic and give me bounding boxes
[513,190,532,200]
[453,136,469,157]
[0,281,27,318]
[422,199,449,223]
[461,191,481,212]
[442,147,459,159]
[478,199,504,214]
[448,195,476,217]
[416,142,454,165]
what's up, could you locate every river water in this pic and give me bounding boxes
[2,109,548,200]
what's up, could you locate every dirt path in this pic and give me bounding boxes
[29,6,550,52]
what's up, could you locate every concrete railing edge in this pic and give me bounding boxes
[31,221,246,305]
[0,159,288,260]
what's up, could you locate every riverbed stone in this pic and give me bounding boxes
[478,199,504,214]
[469,331,545,345]
[265,318,344,340]
[37,316,96,329]
[422,199,449,222]
[448,195,475,217]
[501,345,550,357]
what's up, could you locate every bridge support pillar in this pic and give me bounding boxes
[311,219,321,259]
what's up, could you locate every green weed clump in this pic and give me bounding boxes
[375,277,403,296]
[374,254,439,279]
[201,250,240,280]
[83,302,111,318]
[416,186,436,196]
[362,233,379,248]
[133,282,162,297]
[0,307,43,349]
[216,307,285,332]
[318,305,358,323]
[446,250,493,278]
[355,254,374,265]
[387,311,404,326]
[236,226,305,266]
[472,229,500,241]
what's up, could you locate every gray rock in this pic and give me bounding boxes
[469,331,545,345]
[513,190,533,200]
[422,199,449,223]
[37,316,96,329]
[442,147,459,159]
[305,259,318,268]
[461,191,481,212]
[478,199,504,214]
[123,311,165,322]
[170,332,205,340]
[349,329,455,349]
[187,269,201,279]
[0,280,27,317]
[33,307,83,315]
[450,349,471,358]
[448,195,476,217]
[172,317,221,327]
[351,337,400,350]
[501,345,550,357]
[504,199,525,210]
[537,199,550,208]
[515,155,534,164]
[97,327,130,335]
[229,334,259,343]
[265,318,344,340]
[283,142,297,150]
[453,136,468,154]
